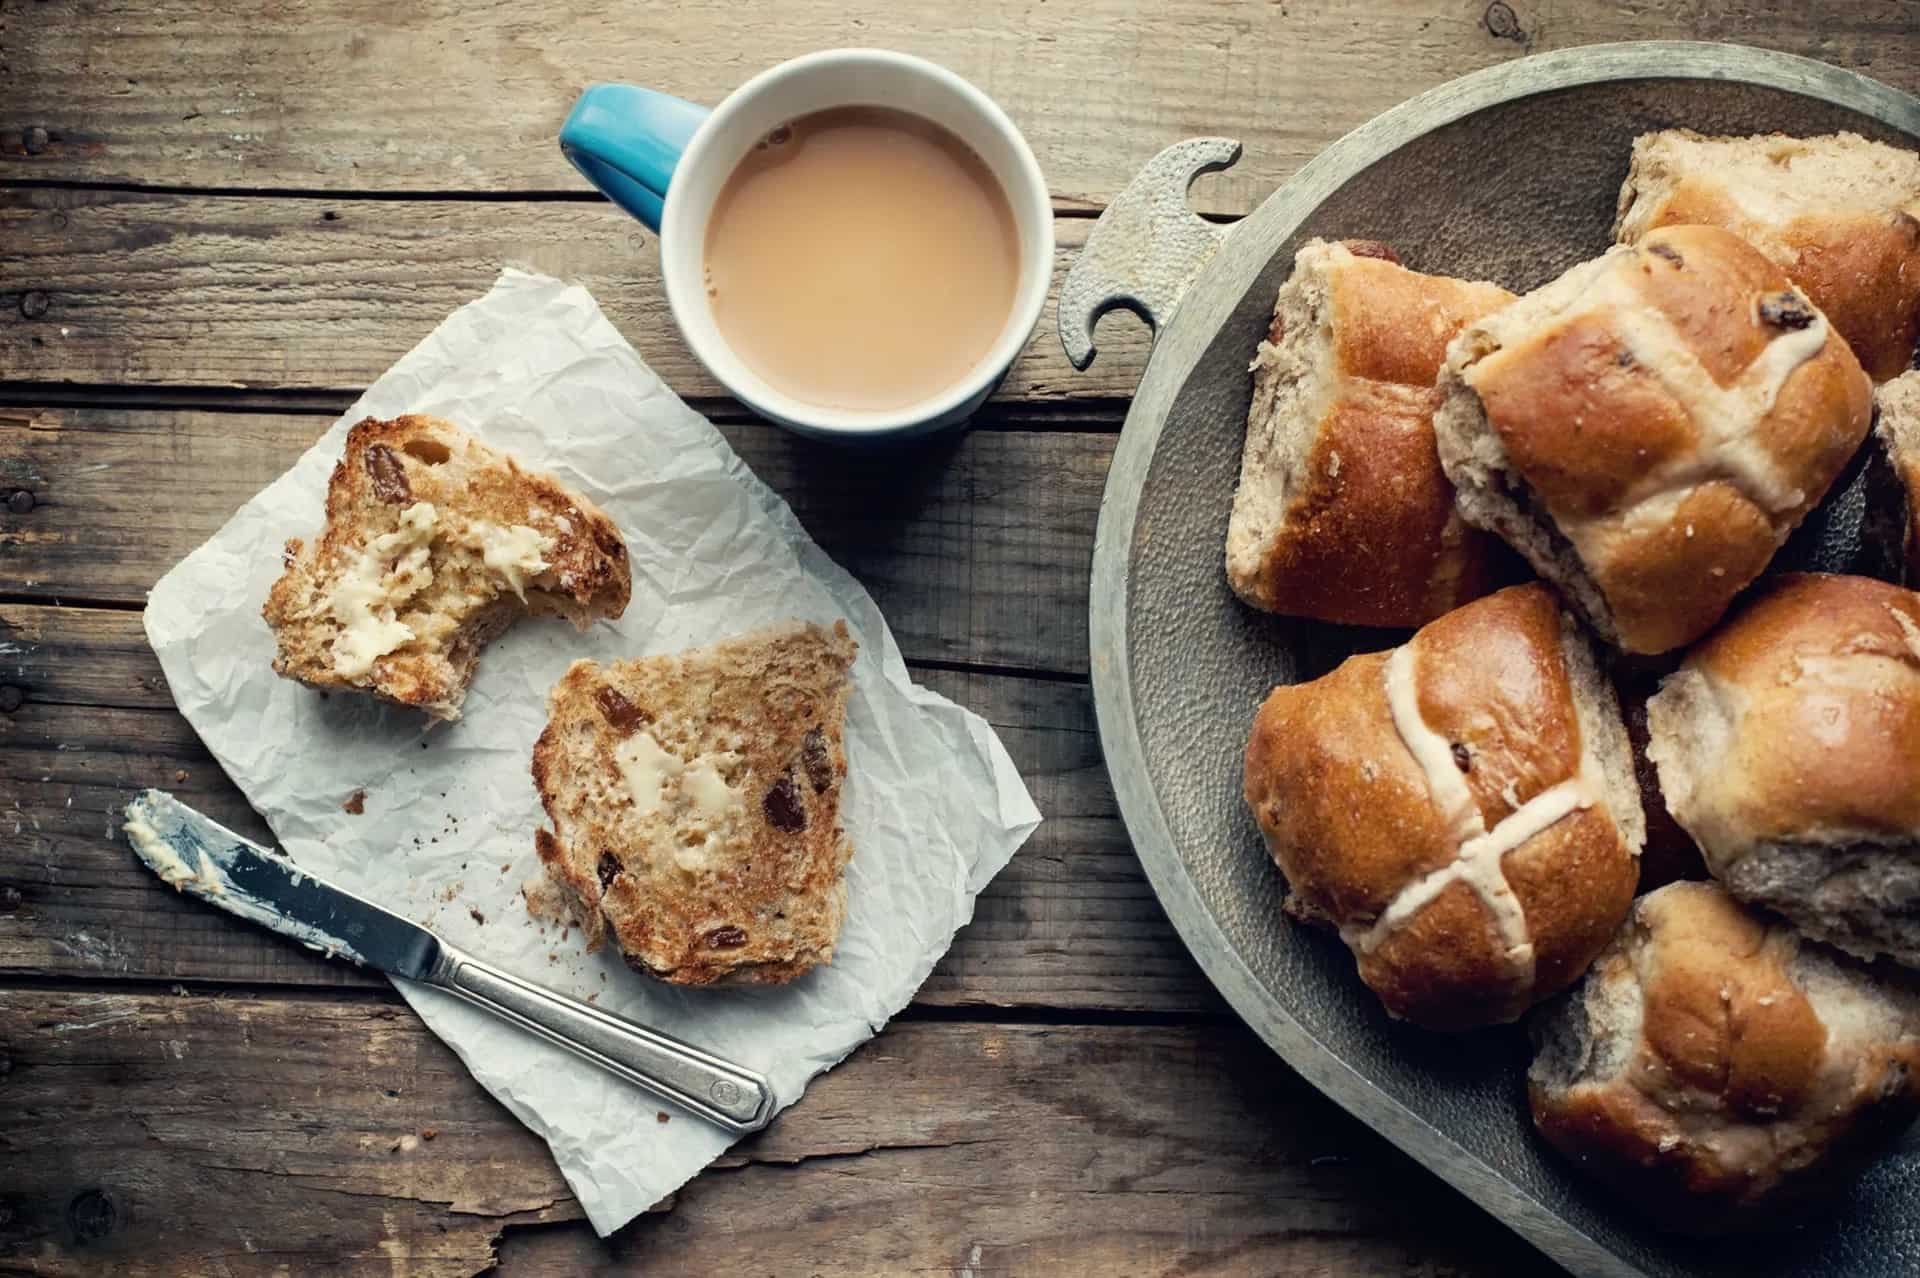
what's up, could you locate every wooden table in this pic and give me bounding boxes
[4,4,1915,1273]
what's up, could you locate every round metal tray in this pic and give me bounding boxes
[1075,42,1920,1278]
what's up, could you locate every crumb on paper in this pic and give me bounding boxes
[468,907,486,926]
[656,1111,670,1125]
[521,874,572,926]
[343,789,366,815]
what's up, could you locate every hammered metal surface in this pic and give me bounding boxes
[1058,137,1242,370]
[1094,47,1920,1278]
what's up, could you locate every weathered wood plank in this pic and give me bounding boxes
[7,0,1917,212]
[0,604,1209,1011]
[0,405,1107,676]
[1,189,1149,400]
[0,991,1541,1276]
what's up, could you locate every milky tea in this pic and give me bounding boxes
[702,106,1021,413]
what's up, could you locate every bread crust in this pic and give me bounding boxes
[1645,573,1920,966]
[1436,226,1874,655]
[1615,129,1920,383]
[1528,881,1920,1235]
[263,415,631,719]
[530,620,856,986]
[1226,239,1514,626]
[1243,583,1641,1029]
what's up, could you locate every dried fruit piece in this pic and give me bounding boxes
[594,686,648,735]
[1758,291,1816,330]
[801,726,833,793]
[762,773,807,833]
[363,444,412,504]
[1342,238,1401,264]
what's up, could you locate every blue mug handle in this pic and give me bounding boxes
[559,84,711,233]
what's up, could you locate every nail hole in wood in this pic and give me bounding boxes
[67,1188,117,1245]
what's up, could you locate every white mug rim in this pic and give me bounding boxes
[658,48,1054,437]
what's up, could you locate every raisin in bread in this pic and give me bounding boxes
[1434,225,1872,655]
[264,415,630,720]
[1614,129,1920,382]
[531,620,856,985]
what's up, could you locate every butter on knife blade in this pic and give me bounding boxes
[117,788,778,1133]
[121,788,438,975]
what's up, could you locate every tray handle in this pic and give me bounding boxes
[1057,137,1243,370]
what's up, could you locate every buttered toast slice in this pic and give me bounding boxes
[264,415,631,719]
[531,620,857,985]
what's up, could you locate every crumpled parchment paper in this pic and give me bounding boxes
[142,268,1043,1234]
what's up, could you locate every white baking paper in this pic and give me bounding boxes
[141,268,1042,1234]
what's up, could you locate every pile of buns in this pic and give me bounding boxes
[1232,130,1920,1234]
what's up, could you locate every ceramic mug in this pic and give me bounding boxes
[559,49,1054,440]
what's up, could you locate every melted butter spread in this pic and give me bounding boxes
[328,502,439,677]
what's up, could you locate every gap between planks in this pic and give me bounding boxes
[0,380,1136,432]
[0,176,1125,216]
[0,970,1218,1028]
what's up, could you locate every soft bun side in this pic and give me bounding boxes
[1879,371,1920,583]
[1529,881,1920,1235]
[1646,573,1920,968]
[1227,238,1514,626]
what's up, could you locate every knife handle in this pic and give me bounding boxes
[431,945,777,1134]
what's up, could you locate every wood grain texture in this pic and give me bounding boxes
[0,605,1211,1011]
[1,189,1150,399]
[6,0,1917,211]
[0,990,1542,1276]
[0,405,1109,675]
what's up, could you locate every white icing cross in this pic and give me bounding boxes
[1342,644,1595,996]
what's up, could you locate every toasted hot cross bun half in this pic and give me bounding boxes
[531,620,857,985]
[1530,881,1920,1235]
[1226,237,1515,626]
[1615,130,1920,383]
[1243,583,1644,1030]
[265,415,631,719]
[1647,573,1920,969]
[1434,224,1873,655]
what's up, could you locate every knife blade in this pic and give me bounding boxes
[122,789,776,1134]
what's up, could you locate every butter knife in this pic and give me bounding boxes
[121,789,776,1134]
